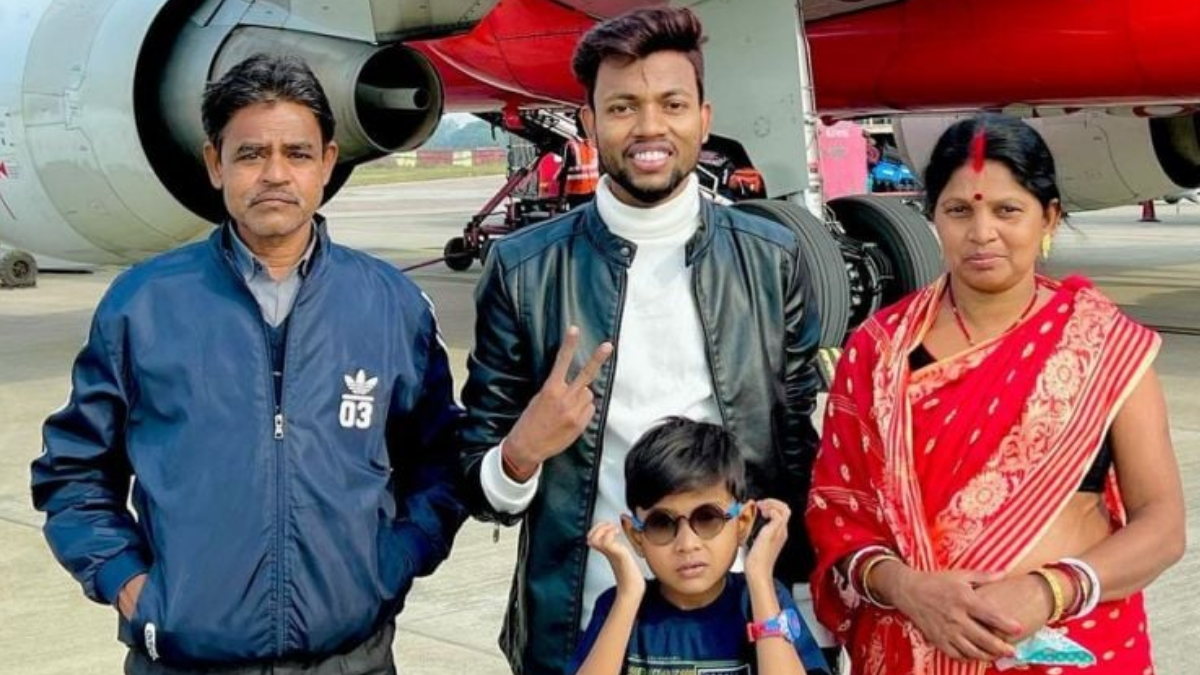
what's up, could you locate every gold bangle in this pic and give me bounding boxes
[1031,568,1065,624]
[860,554,900,609]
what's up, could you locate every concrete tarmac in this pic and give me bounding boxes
[1,176,1196,673]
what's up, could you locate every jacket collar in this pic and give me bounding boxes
[227,221,319,282]
[212,214,332,279]
[583,194,717,268]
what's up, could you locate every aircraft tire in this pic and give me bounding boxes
[732,200,851,347]
[444,237,475,271]
[0,249,37,288]
[829,195,943,307]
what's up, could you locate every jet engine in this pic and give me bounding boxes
[895,109,1200,211]
[0,0,492,264]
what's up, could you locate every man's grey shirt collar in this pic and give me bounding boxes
[227,222,318,327]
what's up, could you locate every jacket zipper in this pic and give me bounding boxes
[219,233,308,658]
[570,264,628,640]
[270,284,306,656]
[692,265,730,426]
[273,322,287,657]
[253,317,287,657]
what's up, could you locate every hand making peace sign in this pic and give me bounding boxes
[502,326,614,480]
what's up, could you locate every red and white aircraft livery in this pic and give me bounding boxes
[2,0,1198,338]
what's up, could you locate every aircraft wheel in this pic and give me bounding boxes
[733,200,851,347]
[829,195,943,307]
[0,249,37,288]
[444,237,474,271]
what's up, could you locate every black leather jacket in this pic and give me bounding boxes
[460,198,822,675]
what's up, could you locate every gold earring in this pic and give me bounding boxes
[1041,233,1052,260]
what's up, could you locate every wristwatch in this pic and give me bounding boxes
[746,608,802,643]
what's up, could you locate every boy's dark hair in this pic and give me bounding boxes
[625,417,747,511]
[571,7,706,107]
[923,113,1063,219]
[201,53,336,149]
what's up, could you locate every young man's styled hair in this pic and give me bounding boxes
[201,53,336,149]
[571,7,707,107]
[625,417,747,511]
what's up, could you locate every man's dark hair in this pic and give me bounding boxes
[625,417,747,511]
[923,113,1063,219]
[571,7,706,107]
[201,53,336,149]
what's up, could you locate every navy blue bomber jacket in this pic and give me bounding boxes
[31,219,466,665]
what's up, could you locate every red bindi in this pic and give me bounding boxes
[974,193,984,201]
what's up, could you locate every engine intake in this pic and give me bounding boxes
[896,110,1193,211]
[212,28,444,159]
[1150,115,1200,189]
[152,18,444,222]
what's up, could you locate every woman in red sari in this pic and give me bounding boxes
[807,114,1185,675]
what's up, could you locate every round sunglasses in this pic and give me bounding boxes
[629,502,743,546]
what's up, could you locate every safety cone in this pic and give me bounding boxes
[1139,200,1159,222]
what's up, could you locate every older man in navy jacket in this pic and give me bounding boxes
[30,54,465,674]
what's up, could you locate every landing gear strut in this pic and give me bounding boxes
[829,194,943,326]
[736,195,942,347]
[734,200,851,347]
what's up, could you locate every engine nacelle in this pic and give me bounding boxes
[157,20,444,223]
[895,110,1199,212]
[0,0,477,264]
[0,0,203,263]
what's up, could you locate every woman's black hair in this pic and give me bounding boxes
[923,113,1062,219]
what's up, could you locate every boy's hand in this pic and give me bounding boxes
[588,522,646,600]
[745,499,790,584]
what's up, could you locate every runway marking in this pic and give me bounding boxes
[396,624,511,661]
[0,496,41,530]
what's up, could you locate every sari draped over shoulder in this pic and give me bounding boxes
[806,275,1161,675]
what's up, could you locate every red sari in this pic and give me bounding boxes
[807,275,1160,675]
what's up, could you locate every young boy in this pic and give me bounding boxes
[568,418,830,675]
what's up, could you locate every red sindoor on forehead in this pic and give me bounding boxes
[970,127,987,173]
[970,126,987,200]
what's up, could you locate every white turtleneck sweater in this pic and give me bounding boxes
[479,174,722,627]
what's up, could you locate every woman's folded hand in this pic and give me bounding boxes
[974,574,1059,643]
[876,563,1022,662]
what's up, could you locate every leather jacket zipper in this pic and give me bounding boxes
[571,265,628,640]
[692,266,729,426]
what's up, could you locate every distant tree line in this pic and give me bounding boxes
[423,116,508,149]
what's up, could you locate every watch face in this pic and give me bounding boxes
[750,609,803,643]
[784,608,802,641]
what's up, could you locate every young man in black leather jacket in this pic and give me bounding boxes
[459,8,824,674]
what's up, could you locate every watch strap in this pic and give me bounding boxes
[746,608,800,643]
